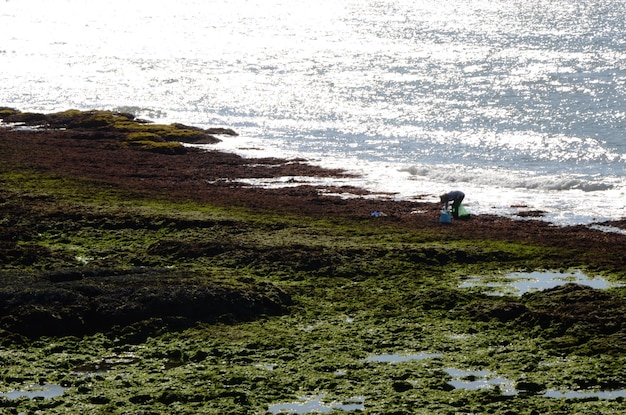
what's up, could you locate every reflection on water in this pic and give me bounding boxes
[0,384,65,400]
[268,394,365,414]
[445,368,517,396]
[266,357,626,412]
[544,389,626,399]
[459,270,623,296]
[445,368,626,400]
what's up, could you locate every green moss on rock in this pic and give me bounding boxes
[1,109,231,146]
[0,107,21,119]
[126,131,164,142]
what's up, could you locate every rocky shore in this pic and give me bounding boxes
[1,109,626,414]
[2,108,624,261]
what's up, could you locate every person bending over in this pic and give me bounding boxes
[440,190,465,219]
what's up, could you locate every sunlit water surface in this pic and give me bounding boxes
[459,270,624,295]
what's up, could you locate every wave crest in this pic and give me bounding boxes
[401,165,616,192]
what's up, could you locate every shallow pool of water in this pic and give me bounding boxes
[445,368,517,396]
[459,270,622,296]
[267,394,365,414]
[544,389,626,399]
[0,384,65,400]
[443,368,626,400]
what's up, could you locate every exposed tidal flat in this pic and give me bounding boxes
[2,110,626,414]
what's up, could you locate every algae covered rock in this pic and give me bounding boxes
[0,109,238,153]
[0,268,291,340]
[462,283,626,355]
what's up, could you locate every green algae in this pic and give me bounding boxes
[1,169,626,413]
[0,109,234,151]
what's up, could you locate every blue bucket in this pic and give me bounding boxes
[439,211,451,223]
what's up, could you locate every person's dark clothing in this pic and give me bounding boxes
[440,191,465,218]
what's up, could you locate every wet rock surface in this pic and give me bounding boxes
[463,283,626,355]
[0,268,291,340]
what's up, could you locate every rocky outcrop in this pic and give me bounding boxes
[0,268,291,341]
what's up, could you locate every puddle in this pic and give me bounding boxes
[0,384,66,400]
[268,394,365,414]
[255,363,277,371]
[544,389,626,399]
[444,368,626,400]
[365,352,442,363]
[445,368,517,396]
[0,122,45,131]
[459,270,623,296]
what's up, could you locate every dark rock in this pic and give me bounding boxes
[90,395,111,405]
[129,394,152,404]
[465,301,528,322]
[515,210,547,218]
[515,380,545,394]
[392,380,413,392]
[0,268,292,339]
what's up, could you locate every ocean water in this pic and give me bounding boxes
[2,0,625,226]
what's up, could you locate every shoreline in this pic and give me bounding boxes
[4,107,625,230]
[1,109,625,272]
[201,134,626,229]
[2,109,626,413]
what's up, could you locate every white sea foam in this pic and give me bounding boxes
[202,133,625,227]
